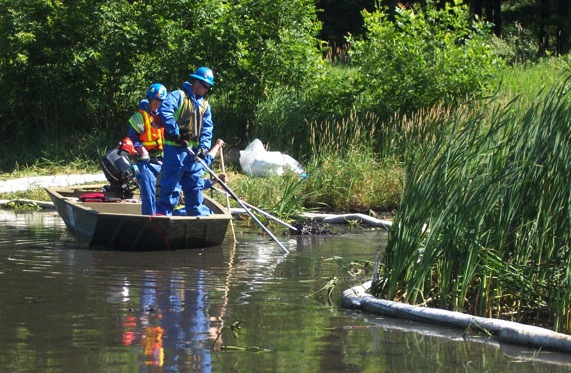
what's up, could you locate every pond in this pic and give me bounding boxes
[1,209,570,372]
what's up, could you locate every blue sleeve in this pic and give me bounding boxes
[199,103,213,151]
[159,90,184,137]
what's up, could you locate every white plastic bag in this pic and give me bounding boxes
[239,139,305,177]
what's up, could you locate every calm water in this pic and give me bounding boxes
[1,209,571,372]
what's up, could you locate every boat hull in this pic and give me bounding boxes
[46,185,231,251]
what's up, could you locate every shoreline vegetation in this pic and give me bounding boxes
[374,76,571,336]
[4,0,571,342]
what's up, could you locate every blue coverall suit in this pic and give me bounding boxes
[127,99,163,215]
[156,81,214,216]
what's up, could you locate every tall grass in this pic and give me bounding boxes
[374,77,571,333]
[222,109,403,219]
[377,103,483,161]
[495,56,571,101]
[304,110,402,212]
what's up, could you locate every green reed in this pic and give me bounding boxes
[374,77,571,332]
[305,110,403,212]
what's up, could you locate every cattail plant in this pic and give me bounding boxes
[374,77,571,333]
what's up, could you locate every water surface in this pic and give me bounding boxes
[1,210,570,372]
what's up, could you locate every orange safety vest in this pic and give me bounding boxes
[129,109,164,153]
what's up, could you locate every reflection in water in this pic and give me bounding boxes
[103,239,244,370]
[0,209,227,371]
[108,257,229,370]
[1,211,571,372]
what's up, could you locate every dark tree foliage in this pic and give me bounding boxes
[1,0,570,171]
[557,0,570,54]
[316,0,376,46]
[316,0,571,56]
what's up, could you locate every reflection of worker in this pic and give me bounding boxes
[121,315,136,347]
[159,270,213,371]
[185,270,213,371]
[157,67,215,216]
[142,325,164,366]
[125,83,168,215]
[116,270,214,370]
[139,271,165,366]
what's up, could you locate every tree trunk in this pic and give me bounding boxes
[476,0,502,36]
[557,0,570,54]
[492,0,502,36]
[538,0,550,56]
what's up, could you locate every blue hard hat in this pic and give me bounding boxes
[146,83,167,100]
[189,67,215,86]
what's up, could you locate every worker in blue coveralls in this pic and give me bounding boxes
[125,83,168,215]
[156,67,216,216]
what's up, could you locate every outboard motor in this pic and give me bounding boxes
[100,145,139,199]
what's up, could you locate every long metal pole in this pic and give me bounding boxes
[187,148,289,254]
[219,147,237,242]
[211,186,298,232]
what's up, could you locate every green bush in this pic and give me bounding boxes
[248,1,503,161]
[202,0,326,145]
[250,65,361,158]
[349,0,502,119]
[0,0,325,171]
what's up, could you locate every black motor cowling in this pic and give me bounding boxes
[99,148,138,199]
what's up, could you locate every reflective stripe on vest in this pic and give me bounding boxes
[163,139,199,148]
[137,110,164,152]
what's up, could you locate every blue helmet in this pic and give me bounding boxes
[189,67,215,86]
[146,83,167,100]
